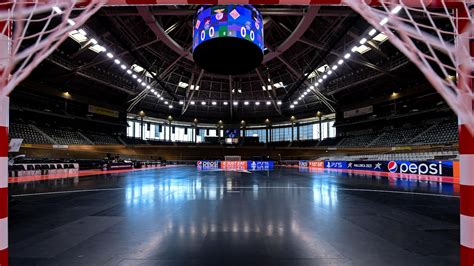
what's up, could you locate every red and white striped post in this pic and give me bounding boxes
[0,15,10,266]
[0,95,7,266]
[458,5,474,266]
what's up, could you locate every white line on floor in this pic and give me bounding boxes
[11,186,459,198]
[12,187,125,197]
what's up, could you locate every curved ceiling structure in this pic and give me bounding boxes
[20,5,426,123]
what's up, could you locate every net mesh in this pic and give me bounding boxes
[344,0,473,132]
[225,156,242,161]
[0,0,104,97]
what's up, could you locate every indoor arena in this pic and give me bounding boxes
[0,1,472,265]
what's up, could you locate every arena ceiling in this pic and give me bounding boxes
[21,5,434,123]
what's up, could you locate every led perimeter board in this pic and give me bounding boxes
[192,5,264,75]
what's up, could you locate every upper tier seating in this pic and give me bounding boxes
[370,125,428,147]
[39,126,90,145]
[338,133,378,147]
[410,120,458,145]
[9,123,53,144]
[84,132,120,145]
[319,150,458,161]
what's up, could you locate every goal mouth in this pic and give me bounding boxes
[1,1,472,132]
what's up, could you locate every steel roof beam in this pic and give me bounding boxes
[298,37,394,76]
[263,6,320,63]
[137,6,193,61]
[255,69,282,116]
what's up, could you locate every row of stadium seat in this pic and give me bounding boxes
[319,150,458,161]
[8,119,458,147]
[327,119,458,147]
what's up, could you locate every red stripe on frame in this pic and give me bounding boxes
[0,248,6,266]
[0,187,6,219]
[187,0,218,4]
[459,124,474,155]
[250,0,280,4]
[461,244,474,266]
[125,0,158,4]
[461,185,474,217]
[0,127,7,157]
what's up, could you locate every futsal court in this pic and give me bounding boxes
[0,1,473,266]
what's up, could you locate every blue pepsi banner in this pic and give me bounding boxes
[385,160,453,176]
[197,160,220,170]
[247,161,274,170]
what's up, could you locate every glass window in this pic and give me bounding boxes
[127,121,134,137]
[134,122,141,139]
[321,122,328,140]
[328,121,336,138]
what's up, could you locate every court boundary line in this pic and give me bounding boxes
[11,186,459,198]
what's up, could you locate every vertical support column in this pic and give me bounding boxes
[194,126,197,143]
[140,117,144,140]
[458,5,474,266]
[168,122,172,142]
[319,118,322,141]
[0,15,11,266]
[270,126,273,142]
[265,126,269,144]
[0,95,8,266]
[297,123,300,141]
[291,124,294,142]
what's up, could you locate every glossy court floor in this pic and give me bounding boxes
[8,166,460,265]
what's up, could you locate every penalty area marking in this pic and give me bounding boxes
[11,187,125,197]
[10,186,459,198]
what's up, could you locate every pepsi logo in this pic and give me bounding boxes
[388,161,398,173]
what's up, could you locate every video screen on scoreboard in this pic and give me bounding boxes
[192,5,264,52]
[225,128,240,138]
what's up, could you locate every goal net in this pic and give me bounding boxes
[225,156,242,161]
[344,0,473,132]
[0,0,105,97]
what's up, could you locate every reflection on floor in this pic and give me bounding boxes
[9,167,459,265]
